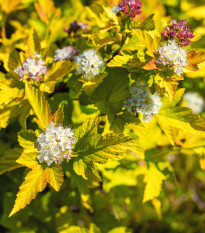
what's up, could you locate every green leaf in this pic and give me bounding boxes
[73,159,102,182]
[121,36,145,53]
[51,104,64,125]
[107,54,131,68]
[25,83,51,130]
[16,152,39,169]
[18,130,37,152]
[27,28,41,56]
[143,162,167,203]
[155,71,184,101]
[132,14,155,30]
[9,167,47,217]
[4,50,21,75]
[0,102,19,128]
[45,60,78,82]
[102,167,138,192]
[133,29,160,57]
[48,92,73,126]
[185,50,205,71]
[156,106,205,145]
[0,148,23,175]
[83,73,107,96]
[107,111,140,133]
[10,153,64,216]
[91,68,129,114]
[74,117,137,180]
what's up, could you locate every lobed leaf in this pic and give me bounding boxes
[9,167,47,217]
[10,152,64,216]
[74,117,138,180]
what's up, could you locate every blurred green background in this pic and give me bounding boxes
[0,0,205,232]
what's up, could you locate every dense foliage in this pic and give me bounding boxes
[0,0,205,232]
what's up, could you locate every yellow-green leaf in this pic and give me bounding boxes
[133,29,160,57]
[45,60,78,82]
[143,163,166,203]
[27,28,41,56]
[9,167,47,217]
[18,130,37,152]
[4,50,21,75]
[156,106,205,145]
[185,50,205,71]
[10,154,64,216]
[25,83,51,130]
[44,165,64,191]
[16,152,39,169]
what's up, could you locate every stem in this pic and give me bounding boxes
[106,32,129,64]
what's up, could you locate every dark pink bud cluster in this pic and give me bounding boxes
[64,21,89,37]
[161,19,194,47]
[118,0,143,19]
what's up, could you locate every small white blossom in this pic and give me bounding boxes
[155,39,188,76]
[183,92,204,114]
[112,6,121,13]
[14,52,48,81]
[75,49,104,80]
[36,122,76,166]
[54,46,76,62]
[123,83,162,123]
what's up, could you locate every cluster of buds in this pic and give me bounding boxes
[113,0,143,19]
[75,49,104,80]
[64,21,89,37]
[161,19,194,47]
[124,83,162,123]
[14,52,48,81]
[155,39,188,76]
[54,46,77,62]
[36,122,76,166]
[183,92,204,114]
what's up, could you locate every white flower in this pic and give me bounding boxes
[75,49,104,80]
[14,52,48,81]
[112,6,121,13]
[36,122,76,166]
[183,92,204,114]
[123,83,162,123]
[54,46,76,62]
[155,39,188,76]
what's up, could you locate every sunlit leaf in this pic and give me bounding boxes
[25,83,51,130]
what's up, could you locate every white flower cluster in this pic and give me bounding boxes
[155,40,188,76]
[14,52,48,81]
[54,46,76,62]
[124,83,163,123]
[36,122,76,166]
[75,49,104,80]
[184,92,204,114]
[112,6,121,13]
